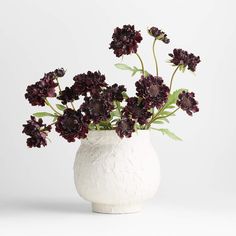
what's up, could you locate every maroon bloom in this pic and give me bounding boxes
[55,108,89,142]
[116,117,135,138]
[57,87,79,105]
[22,116,51,148]
[72,71,107,97]
[148,27,170,44]
[123,97,151,125]
[109,25,143,57]
[25,72,58,106]
[103,83,126,102]
[135,75,170,109]
[169,49,201,72]
[80,95,114,124]
[176,91,199,116]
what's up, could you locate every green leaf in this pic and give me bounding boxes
[156,128,182,141]
[56,104,66,111]
[153,120,164,124]
[165,89,187,109]
[33,112,56,118]
[158,117,169,123]
[115,63,133,71]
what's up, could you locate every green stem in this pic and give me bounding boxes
[45,99,61,116]
[146,108,180,129]
[152,39,158,76]
[135,53,145,76]
[156,108,180,120]
[169,66,179,92]
[71,102,75,110]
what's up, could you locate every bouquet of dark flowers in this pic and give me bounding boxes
[22,25,200,148]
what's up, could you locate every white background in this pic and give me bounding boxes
[0,0,236,235]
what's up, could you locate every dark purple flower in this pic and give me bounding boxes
[176,91,199,116]
[103,83,126,102]
[109,25,143,57]
[169,49,201,72]
[25,72,58,106]
[135,75,170,109]
[80,95,114,124]
[148,27,170,44]
[116,117,135,138]
[22,116,51,148]
[54,68,66,77]
[57,87,79,105]
[72,71,107,97]
[55,108,89,142]
[123,97,151,125]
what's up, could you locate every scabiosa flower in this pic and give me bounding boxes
[55,108,89,142]
[25,72,58,106]
[81,95,114,124]
[169,49,201,72]
[115,117,135,138]
[148,27,170,44]
[176,91,199,116]
[72,71,107,97]
[123,97,151,125]
[54,68,65,77]
[135,75,170,109]
[109,25,143,57]
[103,83,126,102]
[57,87,79,105]
[22,116,51,148]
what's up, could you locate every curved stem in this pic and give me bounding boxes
[45,99,61,116]
[146,108,180,129]
[135,53,145,75]
[152,39,158,76]
[169,66,179,92]
[71,102,75,110]
[156,108,180,120]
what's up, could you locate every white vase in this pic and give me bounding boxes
[74,130,160,214]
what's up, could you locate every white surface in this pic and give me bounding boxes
[0,0,236,235]
[74,131,160,213]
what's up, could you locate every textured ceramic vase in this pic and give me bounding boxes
[74,130,160,214]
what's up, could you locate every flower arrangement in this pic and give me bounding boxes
[22,25,200,148]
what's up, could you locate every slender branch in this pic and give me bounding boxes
[146,108,180,129]
[45,99,61,115]
[152,39,158,76]
[155,108,180,120]
[135,53,145,76]
[71,102,76,110]
[56,78,62,92]
[169,66,179,92]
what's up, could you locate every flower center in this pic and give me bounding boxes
[149,84,160,97]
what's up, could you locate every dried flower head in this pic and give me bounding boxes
[176,91,199,116]
[72,71,107,97]
[103,83,126,102]
[54,68,66,77]
[25,72,58,106]
[169,49,200,72]
[148,27,170,44]
[135,75,170,109]
[81,95,114,124]
[123,97,152,125]
[22,116,51,148]
[116,117,135,138]
[109,25,142,57]
[57,87,79,105]
[55,108,89,142]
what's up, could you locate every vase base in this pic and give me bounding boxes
[92,203,142,214]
